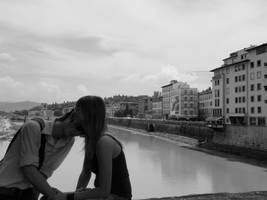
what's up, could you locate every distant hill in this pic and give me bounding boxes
[0,101,41,112]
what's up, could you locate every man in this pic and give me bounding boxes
[0,108,85,200]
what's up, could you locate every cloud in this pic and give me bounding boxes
[121,65,198,85]
[0,76,23,88]
[77,84,90,96]
[113,65,202,96]
[50,35,119,55]
[0,53,15,62]
[0,76,63,102]
[0,0,266,102]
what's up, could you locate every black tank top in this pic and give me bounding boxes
[91,134,132,199]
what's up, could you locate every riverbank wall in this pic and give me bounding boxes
[107,117,213,140]
[107,117,267,160]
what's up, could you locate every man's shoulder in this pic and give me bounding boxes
[22,119,43,132]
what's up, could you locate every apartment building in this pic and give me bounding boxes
[162,82,172,119]
[106,103,120,117]
[210,43,267,126]
[119,102,139,116]
[162,80,198,119]
[198,87,213,120]
[152,96,163,119]
[137,96,153,118]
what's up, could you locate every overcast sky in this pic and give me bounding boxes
[0,0,266,103]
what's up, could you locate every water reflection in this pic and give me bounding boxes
[1,128,267,199]
[111,128,267,198]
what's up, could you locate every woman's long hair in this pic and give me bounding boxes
[76,96,106,159]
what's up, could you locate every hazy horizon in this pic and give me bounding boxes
[0,0,266,103]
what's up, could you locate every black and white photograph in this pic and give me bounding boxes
[0,0,267,199]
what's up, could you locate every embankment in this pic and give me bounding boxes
[107,117,267,161]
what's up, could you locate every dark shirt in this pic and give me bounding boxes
[91,134,132,199]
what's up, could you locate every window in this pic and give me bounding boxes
[258,95,262,102]
[265,86,267,91]
[226,67,230,74]
[250,117,256,125]
[264,63,267,67]
[257,83,261,90]
[242,64,245,70]
[184,103,187,107]
[226,88,230,95]
[242,85,245,92]
[215,80,220,86]
[257,60,261,67]
[258,106,261,114]
[184,110,188,115]
[242,74,245,81]
[251,107,254,114]
[226,78,229,84]
[242,96,245,103]
[257,71,262,79]
[265,74,267,79]
[250,84,254,91]
[226,108,229,113]
[235,108,238,113]
[235,87,238,93]
[215,90,220,97]
[250,62,254,69]
[251,96,254,102]
[190,110,193,115]
[235,97,238,103]
[250,72,255,80]
[226,98,229,104]
[235,76,238,82]
[238,76,242,82]
[215,99,220,107]
[258,117,266,126]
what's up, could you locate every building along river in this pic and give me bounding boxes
[1,125,267,199]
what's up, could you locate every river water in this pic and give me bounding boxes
[1,125,267,199]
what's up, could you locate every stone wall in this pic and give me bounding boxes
[107,118,267,157]
[212,125,267,151]
[107,117,213,141]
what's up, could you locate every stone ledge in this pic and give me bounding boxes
[143,191,267,200]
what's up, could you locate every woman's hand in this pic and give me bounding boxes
[50,193,67,200]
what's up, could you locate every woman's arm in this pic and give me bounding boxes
[76,154,92,190]
[75,136,114,199]
[53,136,114,200]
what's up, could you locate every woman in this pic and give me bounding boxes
[52,96,132,200]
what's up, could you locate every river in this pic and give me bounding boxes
[1,126,267,199]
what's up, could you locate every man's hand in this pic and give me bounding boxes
[76,187,91,192]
